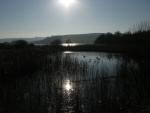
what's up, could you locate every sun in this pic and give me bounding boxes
[59,0,76,8]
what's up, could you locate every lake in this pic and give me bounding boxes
[0,51,149,113]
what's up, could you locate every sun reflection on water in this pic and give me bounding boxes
[64,80,73,91]
[61,43,79,47]
[63,51,73,54]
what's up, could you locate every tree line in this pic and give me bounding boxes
[95,22,150,45]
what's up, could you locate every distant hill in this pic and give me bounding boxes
[0,37,44,43]
[34,33,102,45]
[0,33,102,45]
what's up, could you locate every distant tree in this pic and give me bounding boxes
[3,42,10,46]
[12,40,28,47]
[131,22,150,33]
[95,33,114,44]
[66,39,72,43]
[50,39,62,45]
[114,31,121,37]
[29,43,34,46]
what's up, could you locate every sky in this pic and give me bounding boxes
[0,0,150,38]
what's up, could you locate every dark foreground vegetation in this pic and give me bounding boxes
[0,44,150,113]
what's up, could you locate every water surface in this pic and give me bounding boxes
[0,51,149,113]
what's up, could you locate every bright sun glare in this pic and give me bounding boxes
[59,0,76,8]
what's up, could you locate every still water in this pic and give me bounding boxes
[0,51,149,113]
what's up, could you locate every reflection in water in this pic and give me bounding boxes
[62,80,74,113]
[64,51,73,54]
[61,43,79,47]
[64,80,73,91]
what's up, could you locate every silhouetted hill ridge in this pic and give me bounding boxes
[34,33,102,44]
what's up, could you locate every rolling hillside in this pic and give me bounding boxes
[34,33,102,45]
[0,33,102,45]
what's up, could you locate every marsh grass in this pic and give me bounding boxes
[0,47,150,113]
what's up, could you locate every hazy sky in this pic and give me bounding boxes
[0,0,150,38]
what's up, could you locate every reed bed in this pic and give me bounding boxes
[0,47,150,113]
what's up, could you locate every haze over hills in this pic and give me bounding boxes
[34,33,102,45]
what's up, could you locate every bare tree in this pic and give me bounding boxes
[50,39,62,45]
[131,21,150,33]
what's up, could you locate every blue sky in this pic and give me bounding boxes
[0,0,150,38]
